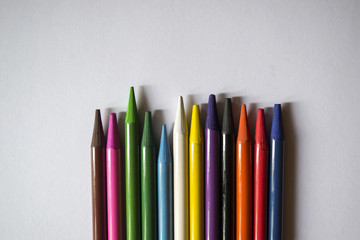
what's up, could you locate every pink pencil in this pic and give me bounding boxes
[106,113,123,240]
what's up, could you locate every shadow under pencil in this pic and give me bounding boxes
[282,102,298,240]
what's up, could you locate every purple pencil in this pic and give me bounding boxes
[205,94,221,240]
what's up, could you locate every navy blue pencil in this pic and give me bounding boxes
[268,104,285,240]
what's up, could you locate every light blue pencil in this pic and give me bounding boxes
[158,124,174,240]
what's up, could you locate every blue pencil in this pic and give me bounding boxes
[158,124,174,240]
[268,104,285,240]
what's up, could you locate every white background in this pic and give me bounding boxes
[1,0,359,239]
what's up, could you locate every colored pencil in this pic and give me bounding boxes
[189,105,204,240]
[125,87,141,240]
[236,104,252,240]
[158,124,174,240]
[205,94,221,240]
[221,98,235,240]
[268,104,285,240]
[253,109,268,240]
[173,96,189,240]
[141,112,158,240]
[107,113,123,240]
[91,109,108,240]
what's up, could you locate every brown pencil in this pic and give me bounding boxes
[91,109,108,240]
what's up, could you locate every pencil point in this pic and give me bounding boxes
[237,104,251,143]
[205,94,220,130]
[189,105,203,143]
[222,98,234,134]
[159,124,172,162]
[107,113,121,149]
[255,109,267,149]
[91,109,106,147]
[141,111,156,147]
[174,96,188,135]
[125,86,139,124]
[271,104,284,140]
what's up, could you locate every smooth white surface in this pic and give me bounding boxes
[0,0,359,239]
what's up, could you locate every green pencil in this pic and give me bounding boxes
[141,112,158,240]
[125,87,141,239]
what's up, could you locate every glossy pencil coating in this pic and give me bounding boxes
[189,105,204,240]
[107,113,123,240]
[158,125,174,240]
[254,109,269,240]
[91,109,108,240]
[221,99,235,240]
[205,94,221,240]
[125,87,141,240]
[141,112,157,240]
[173,96,189,240]
[268,104,285,240]
[236,104,252,240]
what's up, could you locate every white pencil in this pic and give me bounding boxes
[173,96,189,240]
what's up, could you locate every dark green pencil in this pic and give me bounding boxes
[141,112,158,240]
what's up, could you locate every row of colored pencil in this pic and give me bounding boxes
[90,86,285,240]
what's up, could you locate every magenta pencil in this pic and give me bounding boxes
[106,113,123,240]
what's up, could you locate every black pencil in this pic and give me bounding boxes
[221,98,236,240]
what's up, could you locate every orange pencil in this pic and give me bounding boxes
[236,104,252,240]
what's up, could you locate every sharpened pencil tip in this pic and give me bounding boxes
[205,94,220,130]
[158,124,172,162]
[237,104,251,143]
[255,109,267,148]
[190,105,203,143]
[222,98,234,134]
[174,96,188,135]
[141,111,156,147]
[271,104,284,140]
[125,86,139,123]
[91,109,106,147]
[107,113,121,149]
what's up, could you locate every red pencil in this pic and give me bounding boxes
[253,109,268,240]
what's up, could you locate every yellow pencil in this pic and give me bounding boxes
[189,105,204,240]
